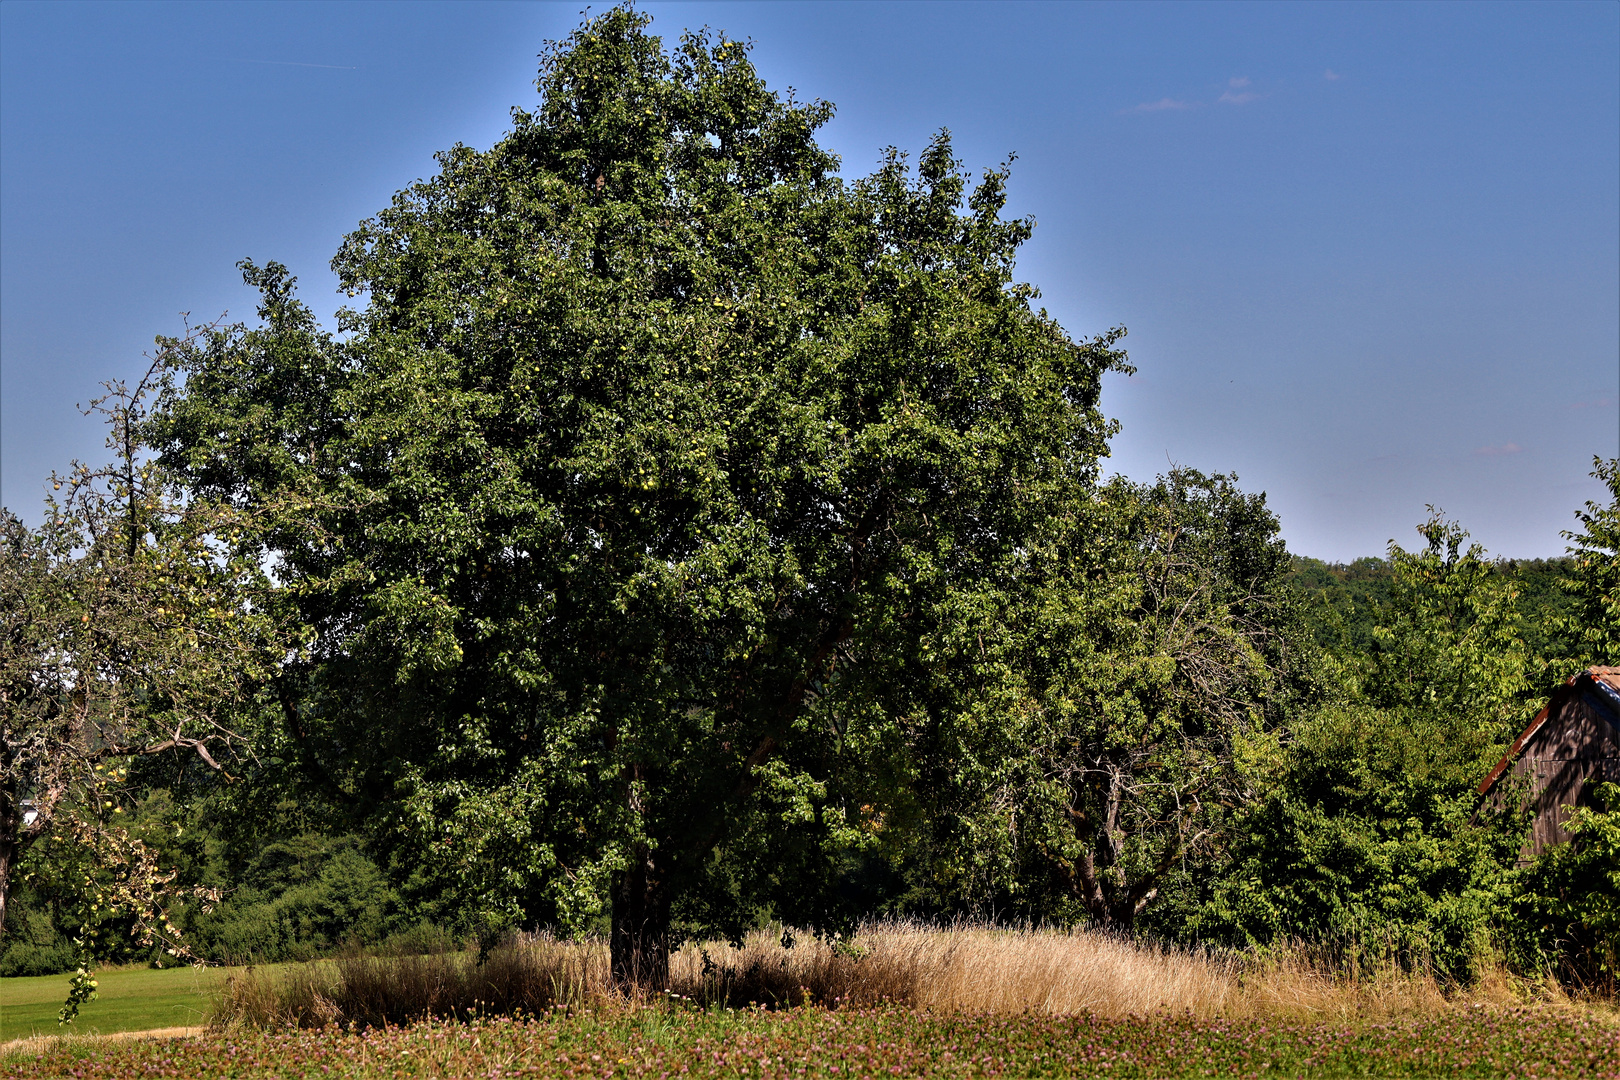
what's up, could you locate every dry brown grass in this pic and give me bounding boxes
[211,921,1600,1030]
[672,923,1542,1021]
[0,1025,205,1059]
[667,927,922,1008]
[214,935,603,1029]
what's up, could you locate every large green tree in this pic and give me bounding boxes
[150,8,1126,987]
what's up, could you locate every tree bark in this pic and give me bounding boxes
[0,836,13,941]
[0,771,19,941]
[610,846,669,992]
[0,800,15,940]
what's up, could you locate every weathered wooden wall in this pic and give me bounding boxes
[1511,677,1620,858]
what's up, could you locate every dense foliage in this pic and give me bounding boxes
[1515,781,1620,987]
[143,7,1134,987]
[0,788,419,977]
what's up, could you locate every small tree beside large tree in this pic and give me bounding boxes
[1,343,279,974]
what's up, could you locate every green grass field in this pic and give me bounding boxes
[0,965,226,1043]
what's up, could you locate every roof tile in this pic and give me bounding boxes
[1589,666,1620,692]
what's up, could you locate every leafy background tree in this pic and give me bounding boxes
[1560,457,1620,670]
[904,469,1318,930]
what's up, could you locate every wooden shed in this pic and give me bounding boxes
[1479,665,1620,859]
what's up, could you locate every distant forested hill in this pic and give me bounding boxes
[1286,554,1578,664]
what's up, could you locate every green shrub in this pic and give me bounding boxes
[0,937,78,978]
[1185,703,1525,980]
[192,833,406,963]
[1512,780,1620,990]
[1174,515,1538,980]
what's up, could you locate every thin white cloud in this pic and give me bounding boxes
[1127,77,1259,114]
[1474,442,1526,457]
[1219,77,1261,105]
[1570,395,1617,410]
[1124,97,1194,114]
[1324,69,1341,81]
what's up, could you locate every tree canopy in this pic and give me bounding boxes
[149,6,1128,986]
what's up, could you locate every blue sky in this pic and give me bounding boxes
[2,0,1615,561]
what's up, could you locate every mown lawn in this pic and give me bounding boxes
[0,964,227,1043]
[4,1003,1616,1078]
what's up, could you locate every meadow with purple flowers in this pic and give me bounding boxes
[6,1004,1618,1080]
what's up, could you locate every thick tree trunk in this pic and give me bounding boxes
[610,847,669,992]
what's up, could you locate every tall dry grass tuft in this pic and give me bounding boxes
[212,922,1576,1030]
[329,933,605,1027]
[667,927,926,1008]
[665,923,1242,1017]
[216,961,345,1029]
[899,923,1236,1017]
[671,923,1557,1020]
[212,933,605,1030]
